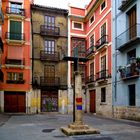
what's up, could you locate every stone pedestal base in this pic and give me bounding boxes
[61,123,100,136]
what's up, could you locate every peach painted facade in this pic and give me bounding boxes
[0,0,33,113]
[68,0,112,117]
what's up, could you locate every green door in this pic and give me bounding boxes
[10,21,22,40]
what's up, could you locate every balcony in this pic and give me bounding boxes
[40,77,60,88]
[118,0,136,11]
[5,32,25,45]
[86,46,95,59]
[6,79,25,84]
[40,25,60,37]
[6,7,25,19]
[5,58,25,69]
[95,35,108,51]
[96,70,111,83]
[117,24,140,51]
[0,7,4,24]
[85,74,96,84]
[119,64,139,80]
[40,51,59,61]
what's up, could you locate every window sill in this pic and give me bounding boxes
[100,102,107,105]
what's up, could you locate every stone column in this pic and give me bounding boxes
[74,71,83,124]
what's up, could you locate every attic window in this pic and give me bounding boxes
[101,1,106,11]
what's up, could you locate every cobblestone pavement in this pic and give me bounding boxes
[0,113,140,140]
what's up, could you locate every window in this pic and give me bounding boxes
[128,84,135,106]
[127,49,136,64]
[90,35,94,48]
[7,72,23,81]
[72,22,83,30]
[101,87,106,102]
[127,6,136,39]
[44,40,55,54]
[10,21,22,40]
[90,15,94,25]
[101,1,106,11]
[45,15,55,27]
[101,55,106,78]
[44,65,55,77]
[11,2,22,14]
[72,38,86,57]
[90,62,94,76]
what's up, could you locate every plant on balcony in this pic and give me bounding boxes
[136,57,140,68]
[118,66,126,78]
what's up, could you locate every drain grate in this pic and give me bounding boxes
[73,137,113,140]
[42,128,55,133]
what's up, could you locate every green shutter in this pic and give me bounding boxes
[10,21,22,40]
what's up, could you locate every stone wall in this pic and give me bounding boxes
[114,106,140,121]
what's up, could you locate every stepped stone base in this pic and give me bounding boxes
[61,123,100,136]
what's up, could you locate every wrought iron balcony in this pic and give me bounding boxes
[40,25,60,36]
[6,7,25,16]
[86,45,95,58]
[117,24,140,51]
[96,70,111,81]
[40,51,59,61]
[119,64,139,80]
[5,32,25,41]
[40,77,60,87]
[85,74,96,84]
[5,58,25,68]
[6,79,25,84]
[96,35,108,50]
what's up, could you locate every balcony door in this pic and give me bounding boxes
[44,65,55,85]
[45,15,55,30]
[101,22,106,44]
[128,6,136,39]
[10,21,22,40]
[101,55,106,78]
[45,40,55,54]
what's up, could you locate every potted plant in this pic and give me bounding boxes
[136,57,140,68]
[118,66,126,78]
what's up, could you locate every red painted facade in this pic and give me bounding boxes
[69,0,112,85]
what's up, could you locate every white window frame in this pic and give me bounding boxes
[72,21,83,31]
[100,0,107,14]
[89,13,95,26]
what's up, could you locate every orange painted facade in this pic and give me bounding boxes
[1,0,33,91]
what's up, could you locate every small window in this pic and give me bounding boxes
[73,22,82,29]
[101,87,106,102]
[101,1,106,11]
[90,15,94,25]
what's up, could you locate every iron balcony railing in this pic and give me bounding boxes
[96,35,108,50]
[6,79,25,84]
[5,32,25,41]
[85,74,96,84]
[119,64,139,80]
[86,45,95,57]
[5,58,25,66]
[40,51,59,61]
[96,70,111,81]
[116,24,140,49]
[40,25,60,36]
[6,7,25,16]
[40,77,60,87]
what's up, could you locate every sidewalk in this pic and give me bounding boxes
[0,114,10,126]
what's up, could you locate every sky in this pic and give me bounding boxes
[34,0,91,9]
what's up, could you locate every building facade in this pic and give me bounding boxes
[0,0,33,113]
[112,0,140,120]
[31,5,68,114]
[68,0,112,117]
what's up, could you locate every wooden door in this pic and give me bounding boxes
[90,90,96,113]
[18,93,26,112]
